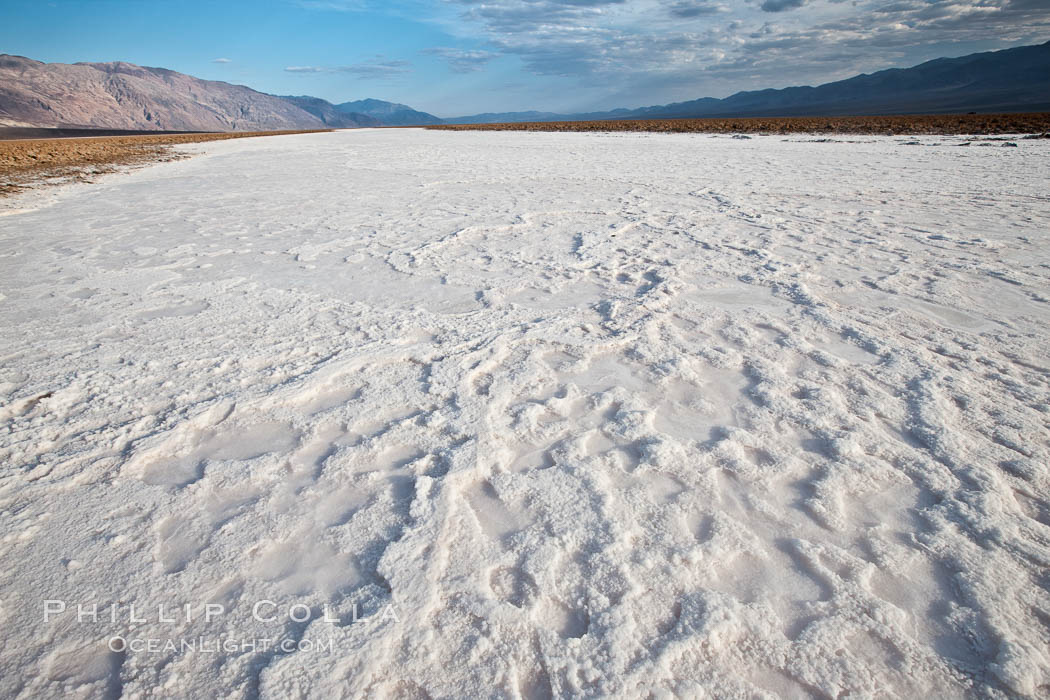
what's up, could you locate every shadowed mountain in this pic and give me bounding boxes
[447,41,1050,124]
[278,96,380,128]
[336,99,443,126]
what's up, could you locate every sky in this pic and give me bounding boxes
[1,0,1048,117]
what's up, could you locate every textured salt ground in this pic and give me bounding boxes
[1,129,1049,698]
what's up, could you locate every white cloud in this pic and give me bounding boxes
[422,47,498,73]
[212,58,232,64]
[284,59,412,79]
[341,59,412,79]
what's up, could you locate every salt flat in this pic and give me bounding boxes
[1,129,1049,698]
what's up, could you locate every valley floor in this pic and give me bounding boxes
[1,129,1049,698]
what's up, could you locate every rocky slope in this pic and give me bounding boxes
[0,55,375,131]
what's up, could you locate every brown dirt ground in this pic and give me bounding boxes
[427,113,1050,136]
[0,130,331,197]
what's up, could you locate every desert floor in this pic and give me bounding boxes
[0,130,330,196]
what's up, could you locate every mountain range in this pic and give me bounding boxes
[1,41,1048,132]
[450,40,1050,123]
[0,55,441,131]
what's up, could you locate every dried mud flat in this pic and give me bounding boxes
[0,130,331,196]
[429,112,1050,136]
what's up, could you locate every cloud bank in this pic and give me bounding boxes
[440,0,1050,103]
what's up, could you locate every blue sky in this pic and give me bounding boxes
[1,0,1047,116]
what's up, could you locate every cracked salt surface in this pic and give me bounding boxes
[1,129,1049,698]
